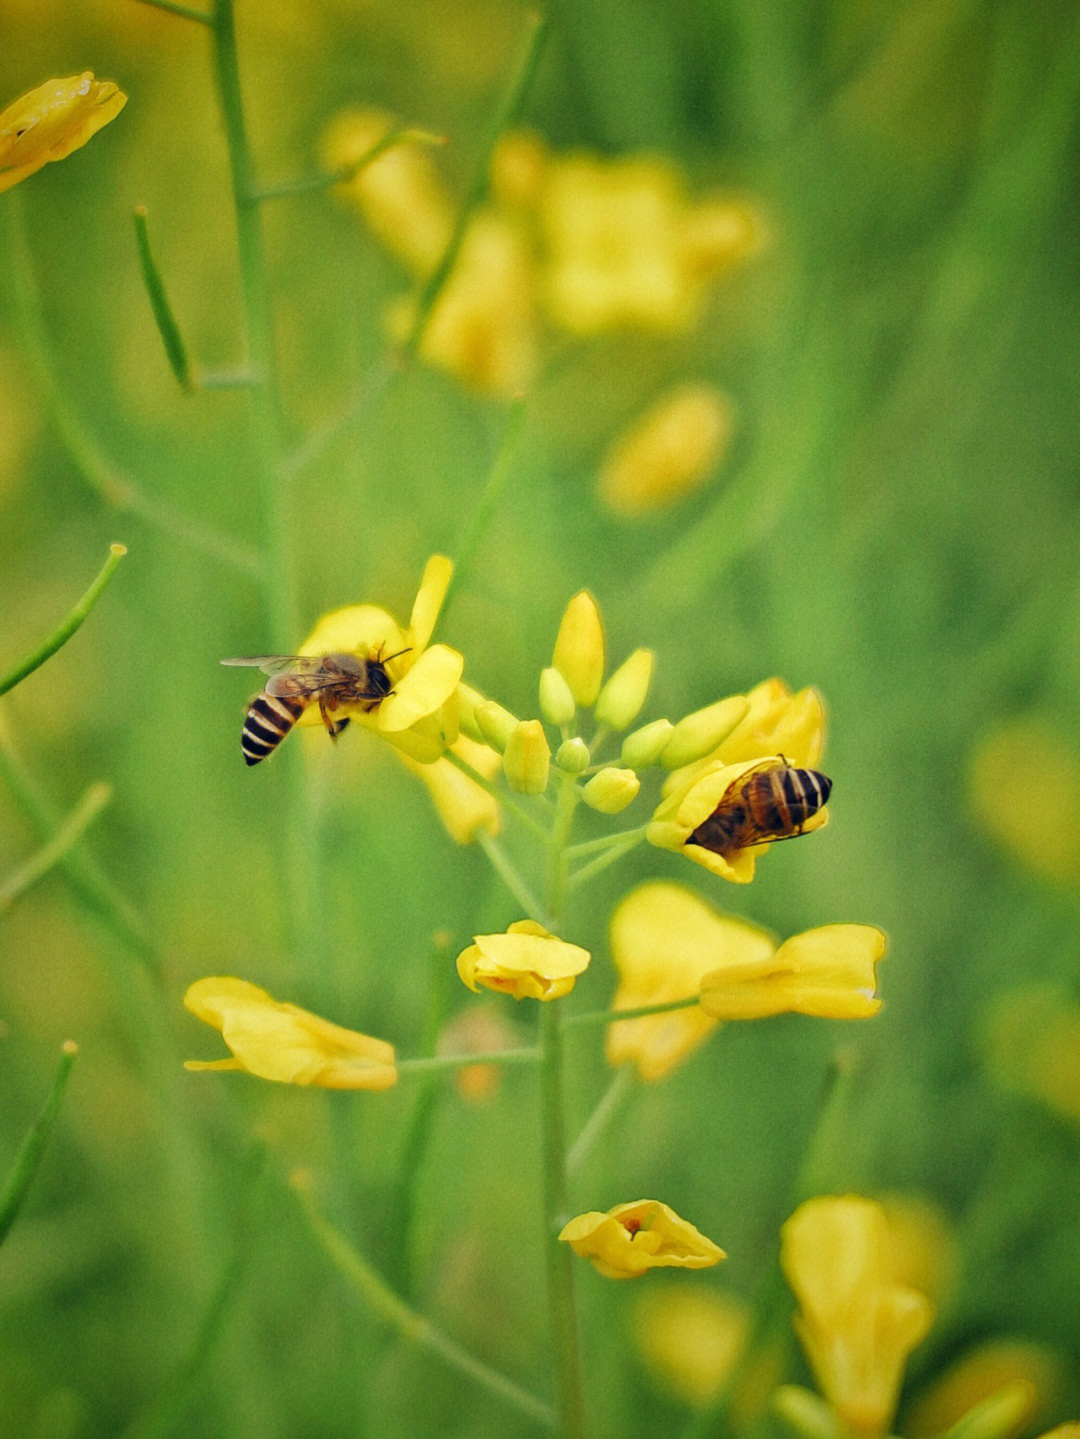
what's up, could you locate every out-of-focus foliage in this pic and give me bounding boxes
[2,1,1080,1436]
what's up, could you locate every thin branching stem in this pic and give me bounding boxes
[0,544,127,697]
[134,0,212,20]
[442,747,550,841]
[251,122,444,202]
[565,994,699,1029]
[397,1047,541,1076]
[566,1067,634,1178]
[296,1180,557,1430]
[0,1043,77,1246]
[477,831,547,922]
[565,828,648,890]
[0,781,112,912]
[133,207,192,390]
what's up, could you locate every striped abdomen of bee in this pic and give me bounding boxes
[687,764,832,857]
[242,691,319,766]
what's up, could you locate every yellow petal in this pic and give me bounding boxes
[184,977,397,1090]
[456,922,590,1000]
[0,74,126,192]
[375,643,463,732]
[700,924,885,1020]
[560,1199,725,1279]
[407,554,453,651]
[299,604,405,662]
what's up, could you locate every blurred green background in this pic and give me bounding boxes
[3,1,1080,1435]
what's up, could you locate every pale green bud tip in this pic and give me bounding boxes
[503,720,551,794]
[581,767,640,814]
[770,1386,845,1439]
[595,648,654,730]
[660,695,749,770]
[556,737,590,774]
[552,591,605,706]
[456,683,489,742]
[476,700,519,754]
[943,1385,1038,1439]
[620,717,675,769]
[539,667,576,726]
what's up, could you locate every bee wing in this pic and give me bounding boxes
[222,654,347,698]
[221,654,328,675]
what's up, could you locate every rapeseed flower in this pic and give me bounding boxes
[559,1199,725,1278]
[297,554,462,761]
[456,920,590,1000]
[598,383,735,516]
[631,1285,750,1405]
[184,978,397,1090]
[780,1195,935,1438]
[700,923,885,1021]
[0,73,126,193]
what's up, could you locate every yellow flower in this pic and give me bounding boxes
[297,555,462,761]
[780,1195,935,1438]
[559,1199,725,1279]
[664,679,825,794]
[397,733,501,845]
[0,73,126,193]
[320,106,453,277]
[648,756,829,883]
[598,383,735,516]
[456,920,590,1000]
[631,1284,750,1404]
[184,978,397,1090]
[606,882,774,1081]
[700,924,885,1021]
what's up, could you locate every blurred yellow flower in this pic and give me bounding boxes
[649,755,829,883]
[780,1195,935,1438]
[905,1338,1062,1439]
[968,716,1080,885]
[0,73,126,193]
[184,978,397,1090]
[398,733,501,844]
[392,208,539,394]
[982,984,1080,1125]
[559,1199,725,1279]
[631,1284,749,1404]
[606,881,773,1081]
[436,1002,520,1104]
[456,920,590,1000]
[598,383,735,516]
[321,106,453,277]
[700,924,884,1021]
[297,555,462,761]
[875,1192,957,1307]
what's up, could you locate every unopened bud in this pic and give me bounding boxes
[621,718,675,769]
[503,720,551,794]
[581,767,640,814]
[595,648,654,730]
[660,696,748,770]
[456,683,488,742]
[539,666,576,726]
[555,738,590,774]
[552,591,605,706]
[476,700,519,754]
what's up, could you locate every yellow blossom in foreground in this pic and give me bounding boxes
[700,924,885,1021]
[560,1199,725,1279]
[598,383,735,516]
[0,73,126,193]
[320,106,453,277]
[606,882,773,1081]
[780,1195,935,1438]
[184,978,397,1090]
[905,1339,1063,1439]
[456,920,589,1000]
[632,1284,749,1405]
[297,555,462,761]
[397,733,500,845]
[649,755,829,883]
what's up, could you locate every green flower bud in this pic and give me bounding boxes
[476,700,520,754]
[539,666,577,726]
[456,682,489,743]
[620,718,675,769]
[503,720,551,794]
[595,649,654,730]
[581,767,640,814]
[552,591,605,706]
[660,696,749,770]
[555,737,590,774]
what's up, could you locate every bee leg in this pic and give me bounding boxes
[318,701,350,742]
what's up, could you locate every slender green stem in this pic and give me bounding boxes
[396,1046,541,1076]
[2,196,259,578]
[565,994,699,1029]
[0,1043,77,1245]
[443,748,549,840]
[477,831,547,922]
[295,1179,556,1429]
[401,9,551,360]
[566,1067,634,1178]
[133,207,192,390]
[134,0,212,20]
[0,715,153,965]
[0,780,112,911]
[251,123,444,202]
[0,544,127,696]
[566,828,647,891]
[564,827,647,860]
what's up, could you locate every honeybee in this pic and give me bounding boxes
[221,650,407,766]
[687,761,832,857]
